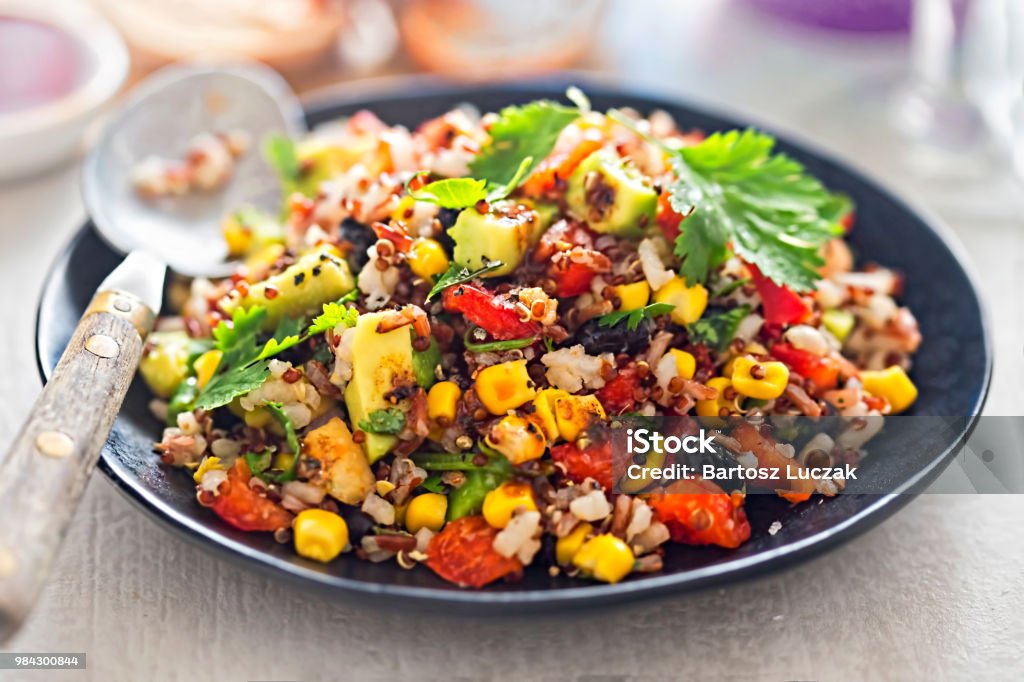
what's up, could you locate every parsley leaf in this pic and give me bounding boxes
[597,302,675,332]
[264,134,300,187]
[409,177,488,209]
[687,305,751,352]
[196,361,271,410]
[667,129,844,292]
[196,307,272,410]
[469,100,579,187]
[308,300,360,335]
[420,474,446,494]
[358,408,406,435]
[425,260,505,302]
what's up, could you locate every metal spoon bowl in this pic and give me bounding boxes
[82,62,305,278]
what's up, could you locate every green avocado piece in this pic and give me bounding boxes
[221,245,355,330]
[565,149,658,238]
[344,312,417,462]
[448,201,542,277]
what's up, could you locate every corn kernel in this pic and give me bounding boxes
[193,349,223,390]
[406,493,448,533]
[613,281,650,312]
[486,414,547,465]
[427,381,461,424]
[861,365,917,414]
[554,394,606,443]
[669,349,696,380]
[408,238,450,280]
[273,452,295,472]
[653,276,708,325]
[746,341,768,356]
[556,522,594,565]
[293,509,349,563]
[391,195,416,223]
[222,214,253,257]
[731,356,789,400]
[572,534,635,584]
[531,388,569,441]
[244,406,272,428]
[375,480,396,496]
[482,481,537,529]
[696,377,733,417]
[475,360,537,415]
[192,456,224,483]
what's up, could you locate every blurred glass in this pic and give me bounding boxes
[396,0,606,79]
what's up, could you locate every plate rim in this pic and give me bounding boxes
[34,76,993,610]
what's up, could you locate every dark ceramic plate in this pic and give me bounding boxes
[35,78,990,611]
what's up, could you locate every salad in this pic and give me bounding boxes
[139,90,922,588]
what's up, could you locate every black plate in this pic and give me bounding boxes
[35,78,991,611]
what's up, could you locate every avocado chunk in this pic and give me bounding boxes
[222,245,355,329]
[565,149,658,238]
[344,312,417,462]
[448,201,543,277]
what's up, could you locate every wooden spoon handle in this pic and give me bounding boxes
[0,291,154,642]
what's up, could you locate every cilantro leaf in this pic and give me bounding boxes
[358,408,406,435]
[195,361,270,410]
[597,302,675,332]
[212,306,267,370]
[469,100,579,187]
[668,129,844,292]
[245,451,273,477]
[420,474,446,494]
[264,134,300,185]
[687,306,751,352]
[409,177,488,209]
[425,260,505,302]
[308,300,359,335]
[255,315,306,360]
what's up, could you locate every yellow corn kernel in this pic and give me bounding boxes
[696,377,734,417]
[731,356,790,400]
[531,388,569,441]
[669,349,696,380]
[475,360,537,415]
[746,341,768,356]
[405,493,448,534]
[222,214,253,257]
[860,365,918,414]
[394,501,409,527]
[572,534,635,584]
[487,414,547,465]
[375,480,396,496]
[244,406,272,429]
[653,276,708,325]
[482,481,537,529]
[193,349,223,390]
[293,509,349,563]
[613,281,650,312]
[273,452,295,472]
[408,238,451,280]
[618,447,667,494]
[556,522,594,565]
[554,394,606,443]
[427,381,461,425]
[192,456,224,483]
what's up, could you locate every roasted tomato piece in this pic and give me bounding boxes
[442,284,540,340]
[209,460,293,532]
[770,342,840,392]
[749,264,811,326]
[595,363,641,414]
[522,137,603,197]
[551,437,614,491]
[425,516,523,587]
[550,254,611,297]
[656,189,688,241]
[648,478,751,549]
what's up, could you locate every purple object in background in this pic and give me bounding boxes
[743,0,914,32]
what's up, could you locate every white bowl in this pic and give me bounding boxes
[0,1,129,182]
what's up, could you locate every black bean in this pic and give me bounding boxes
[576,317,653,356]
[339,217,374,270]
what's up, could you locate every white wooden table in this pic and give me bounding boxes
[1,1,1022,679]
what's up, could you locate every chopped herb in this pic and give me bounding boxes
[543,336,555,353]
[262,402,300,482]
[687,305,751,353]
[468,100,580,188]
[463,325,537,352]
[408,156,533,209]
[358,408,406,435]
[711,277,750,298]
[425,260,505,302]
[597,302,675,332]
[264,134,300,186]
[420,474,446,494]
[308,299,359,336]
[245,451,273,477]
